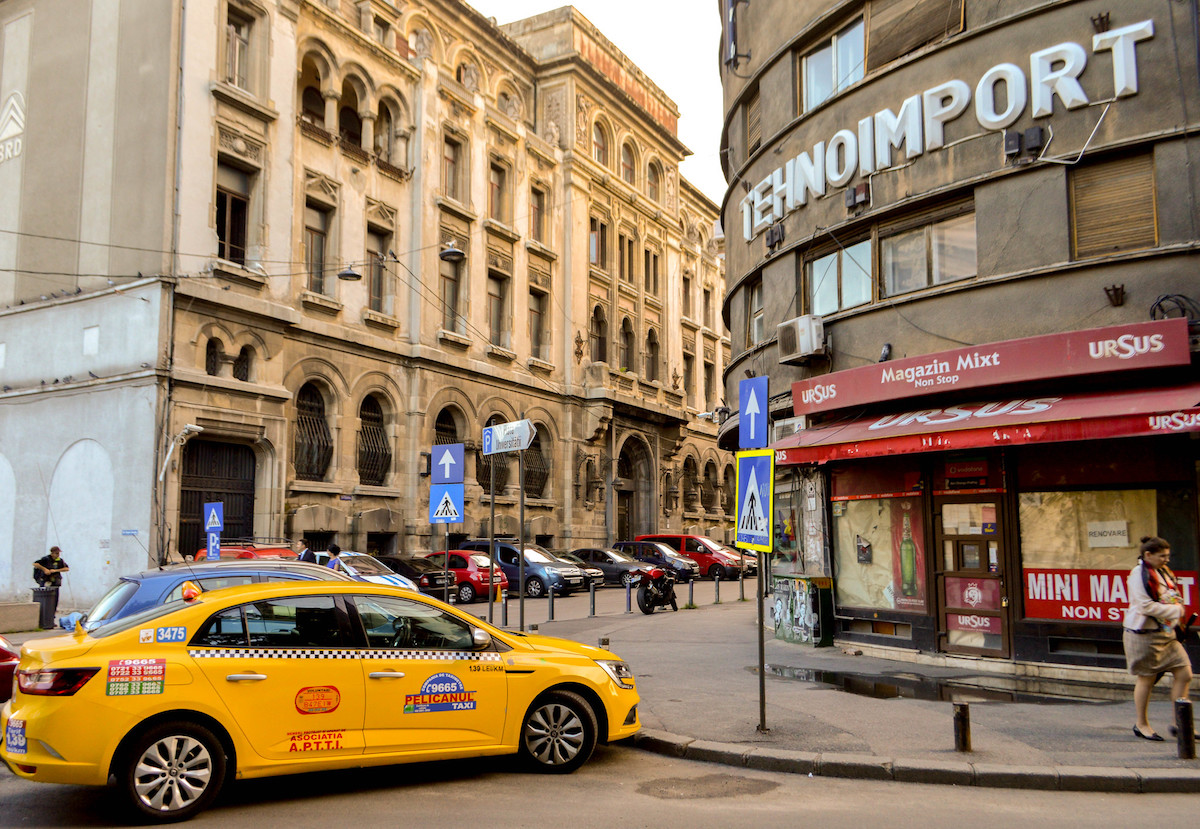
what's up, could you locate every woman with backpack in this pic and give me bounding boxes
[1124,536,1194,741]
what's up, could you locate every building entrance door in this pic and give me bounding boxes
[934,497,1010,657]
[179,440,256,559]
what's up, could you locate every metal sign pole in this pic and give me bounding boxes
[444,525,451,603]
[758,549,767,733]
[518,444,526,632]
[488,452,496,626]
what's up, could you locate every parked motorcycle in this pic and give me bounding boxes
[634,566,678,614]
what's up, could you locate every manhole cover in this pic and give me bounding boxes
[636,773,779,800]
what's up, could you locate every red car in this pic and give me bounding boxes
[424,550,509,603]
[635,534,744,581]
[0,634,18,703]
[190,537,297,562]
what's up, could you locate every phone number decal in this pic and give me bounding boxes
[106,658,166,696]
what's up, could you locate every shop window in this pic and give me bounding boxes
[867,0,964,72]
[801,17,864,112]
[809,239,872,315]
[357,395,391,486]
[294,382,333,481]
[832,494,928,613]
[880,211,975,298]
[215,162,251,265]
[747,279,764,345]
[1070,153,1157,259]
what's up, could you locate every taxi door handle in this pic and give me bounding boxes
[369,671,407,679]
[225,673,267,682]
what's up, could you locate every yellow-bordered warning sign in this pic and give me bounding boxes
[736,449,773,553]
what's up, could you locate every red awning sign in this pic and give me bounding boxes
[774,384,1200,466]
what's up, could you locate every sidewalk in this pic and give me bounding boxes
[536,597,1200,793]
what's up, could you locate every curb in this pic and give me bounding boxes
[630,729,1200,793]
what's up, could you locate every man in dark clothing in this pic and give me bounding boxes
[34,546,69,587]
[297,539,317,563]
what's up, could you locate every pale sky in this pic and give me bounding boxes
[466,1,727,206]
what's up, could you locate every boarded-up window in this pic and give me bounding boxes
[867,0,963,70]
[746,90,761,154]
[1070,154,1157,259]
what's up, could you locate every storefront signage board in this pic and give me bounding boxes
[792,318,1190,417]
[1023,567,1198,622]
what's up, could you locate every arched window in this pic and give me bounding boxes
[232,345,252,381]
[357,395,391,486]
[592,122,608,167]
[589,305,608,363]
[722,465,736,515]
[299,58,325,126]
[294,382,333,481]
[702,461,719,511]
[205,339,223,376]
[681,456,699,511]
[644,329,660,383]
[647,162,662,202]
[375,102,394,162]
[477,414,510,494]
[434,408,458,445]
[523,429,549,498]
[339,81,362,146]
[621,142,635,184]
[619,318,635,372]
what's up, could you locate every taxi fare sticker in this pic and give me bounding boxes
[295,685,341,715]
[106,658,166,696]
[4,719,26,755]
[287,729,345,752]
[403,672,476,714]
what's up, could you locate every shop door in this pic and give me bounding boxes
[934,498,1010,657]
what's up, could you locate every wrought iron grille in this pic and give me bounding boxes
[294,383,332,481]
[356,396,391,486]
[523,433,549,497]
[434,410,458,444]
[206,339,223,376]
[232,346,251,381]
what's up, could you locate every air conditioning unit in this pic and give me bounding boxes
[772,416,807,442]
[777,315,825,364]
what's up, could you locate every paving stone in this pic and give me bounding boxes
[818,752,893,781]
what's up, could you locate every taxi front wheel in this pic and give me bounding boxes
[120,721,226,822]
[518,690,597,774]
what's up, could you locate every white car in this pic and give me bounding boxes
[313,550,418,590]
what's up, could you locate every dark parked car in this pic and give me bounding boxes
[612,540,701,582]
[424,550,509,603]
[0,634,17,703]
[81,560,353,631]
[569,548,648,587]
[377,555,457,599]
[458,539,585,597]
[556,553,606,588]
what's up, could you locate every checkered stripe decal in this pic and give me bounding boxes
[188,648,502,661]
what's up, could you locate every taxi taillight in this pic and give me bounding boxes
[17,667,99,696]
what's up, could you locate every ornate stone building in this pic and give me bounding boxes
[0,0,730,606]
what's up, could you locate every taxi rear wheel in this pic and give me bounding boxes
[121,722,226,822]
[519,690,597,774]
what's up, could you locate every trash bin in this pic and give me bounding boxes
[32,586,59,630]
[772,575,834,647]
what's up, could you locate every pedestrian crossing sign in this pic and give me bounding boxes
[203,502,224,533]
[736,450,773,552]
[429,483,464,524]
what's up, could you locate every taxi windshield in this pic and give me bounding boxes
[342,555,394,576]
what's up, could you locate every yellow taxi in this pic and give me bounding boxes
[1,581,639,822]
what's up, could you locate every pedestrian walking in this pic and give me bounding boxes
[297,538,317,563]
[326,544,342,571]
[1123,535,1194,741]
[33,546,69,587]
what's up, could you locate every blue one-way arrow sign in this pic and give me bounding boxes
[739,376,769,449]
[431,443,464,484]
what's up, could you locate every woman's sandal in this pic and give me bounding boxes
[1133,725,1165,741]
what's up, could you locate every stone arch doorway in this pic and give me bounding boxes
[616,437,653,541]
[179,440,256,559]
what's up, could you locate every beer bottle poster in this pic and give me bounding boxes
[891,499,927,611]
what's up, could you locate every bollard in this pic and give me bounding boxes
[1175,699,1196,759]
[547,585,555,621]
[714,573,721,604]
[953,702,971,752]
[739,568,745,601]
[589,582,597,617]
[598,637,610,650]
[688,579,694,607]
[501,591,509,627]
[625,580,633,614]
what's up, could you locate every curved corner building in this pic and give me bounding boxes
[718,0,1200,674]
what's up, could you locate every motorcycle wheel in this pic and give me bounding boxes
[636,584,655,614]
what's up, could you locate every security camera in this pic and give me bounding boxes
[182,424,204,435]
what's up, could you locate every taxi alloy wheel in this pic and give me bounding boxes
[123,722,226,822]
[519,690,597,774]
[458,582,476,603]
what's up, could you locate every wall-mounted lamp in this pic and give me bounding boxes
[158,424,204,482]
[1105,284,1125,307]
[439,240,466,264]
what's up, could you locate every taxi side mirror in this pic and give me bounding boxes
[472,628,492,650]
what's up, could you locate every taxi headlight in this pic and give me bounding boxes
[595,659,635,689]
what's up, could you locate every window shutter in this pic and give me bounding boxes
[867,0,963,71]
[746,91,761,154]
[1071,154,1157,259]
